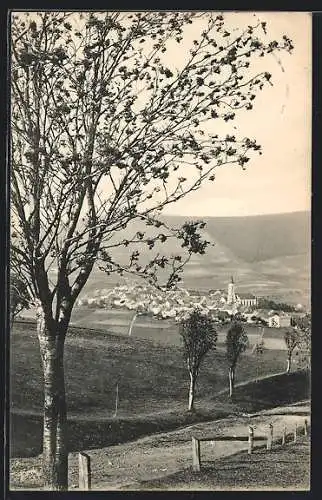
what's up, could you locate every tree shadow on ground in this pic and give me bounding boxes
[10,370,310,459]
[10,408,229,458]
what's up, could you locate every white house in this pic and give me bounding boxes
[244,313,257,323]
[268,313,291,328]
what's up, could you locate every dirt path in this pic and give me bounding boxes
[67,402,310,490]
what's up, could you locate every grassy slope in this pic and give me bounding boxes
[10,321,309,458]
[134,434,310,491]
[11,321,288,415]
[218,370,311,413]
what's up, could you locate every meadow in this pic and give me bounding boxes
[10,317,309,459]
[23,306,289,348]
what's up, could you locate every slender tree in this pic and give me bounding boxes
[284,328,300,373]
[293,314,311,369]
[10,11,293,490]
[179,309,217,411]
[226,321,248,397]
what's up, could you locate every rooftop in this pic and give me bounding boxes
[237,293,257,299]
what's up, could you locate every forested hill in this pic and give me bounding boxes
[168,210,310,263]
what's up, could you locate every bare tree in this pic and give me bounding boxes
[284,328,300,373]
[226,321,248,397]
[179,309,217,411]
[10,11,293,490]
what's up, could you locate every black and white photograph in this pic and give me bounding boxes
[9,10,311,491]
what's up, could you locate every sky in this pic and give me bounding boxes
[161,12,312,217]
[12,11,312,220]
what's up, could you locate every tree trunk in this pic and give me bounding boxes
[54,341,68,489]
[188,372,196,411]
[286,357,291,374]
[10,311,14,330]
[228,367,235,398]
[37,312,68,491]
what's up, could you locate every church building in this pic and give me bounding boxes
[227,277,258,308]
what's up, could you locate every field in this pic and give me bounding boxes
[22,306,291,349]
[10,318,308,460]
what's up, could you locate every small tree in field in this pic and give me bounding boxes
[226,322,248,397]
[284,328,300,373]
[11,11,293,490]
[295,314,311,370]
[179,309,217,411]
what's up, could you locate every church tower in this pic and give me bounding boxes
[227,276,236,304]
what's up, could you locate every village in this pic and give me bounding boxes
[77,277,306,328]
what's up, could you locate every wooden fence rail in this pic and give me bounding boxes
[75,419,310,484]
[192,419,309,472]
[192,426,266,471]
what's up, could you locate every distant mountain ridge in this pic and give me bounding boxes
[78,211,310,306]
[163,211,310,263]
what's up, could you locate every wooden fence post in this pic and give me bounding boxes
[281,425,287,446]
[266,423,273,451]
[192,437,201,472]
[304,419,308,436]
[293,423,298,443]
[113,383,119,418]
[248,426,254,455]
[79,452,91,490]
